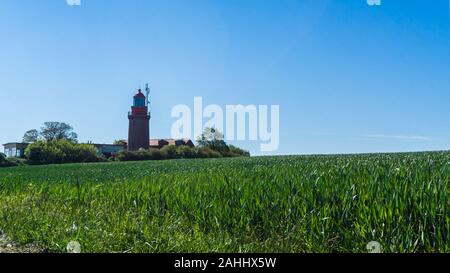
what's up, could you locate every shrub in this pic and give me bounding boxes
[135,149,153,160]
[25,140,100,165]
[197,147,223,158]
[149,148,163,160]
[0,153,19,168]
[160,145,178,159]
[114,143,248,162]
[176,146,197,159]
[4,157,26,166]
[226,145,250,157]
[115,149,161,161]
[78,145,103,162]
[115,150,138,161]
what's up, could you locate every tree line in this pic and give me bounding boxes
[1,122,249,167]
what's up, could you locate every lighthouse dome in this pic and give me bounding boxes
[134,89,146,98]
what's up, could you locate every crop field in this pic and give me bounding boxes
[0,152,449,253]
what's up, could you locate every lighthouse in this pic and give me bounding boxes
[128,88,150,151]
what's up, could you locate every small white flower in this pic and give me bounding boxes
[367,241,382,253]
[66,223,78,232]
[67,241,81,253]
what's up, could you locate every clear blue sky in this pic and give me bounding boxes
[1,0,449,155]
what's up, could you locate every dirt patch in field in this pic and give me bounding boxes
[0,229,44,253]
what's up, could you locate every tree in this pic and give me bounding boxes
[39,122,78,142]
[23,129,39,143]
[196,127,229,154]
[197,127,224,145]
[113,140,127,147]
[196,127,250,157]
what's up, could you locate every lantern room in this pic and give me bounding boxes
[133,89,146,107]
[130,89,148,116]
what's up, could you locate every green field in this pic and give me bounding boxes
[1,152,449,253]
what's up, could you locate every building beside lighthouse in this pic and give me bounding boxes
[128,89,151,151]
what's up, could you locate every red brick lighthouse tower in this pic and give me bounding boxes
[128,86,150,151]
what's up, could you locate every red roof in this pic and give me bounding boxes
[122,139,195,149]
[134,89,145,98]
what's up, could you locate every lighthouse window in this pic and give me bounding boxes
[134,97,145,107]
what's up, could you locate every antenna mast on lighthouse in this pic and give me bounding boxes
[145,83,150,107]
